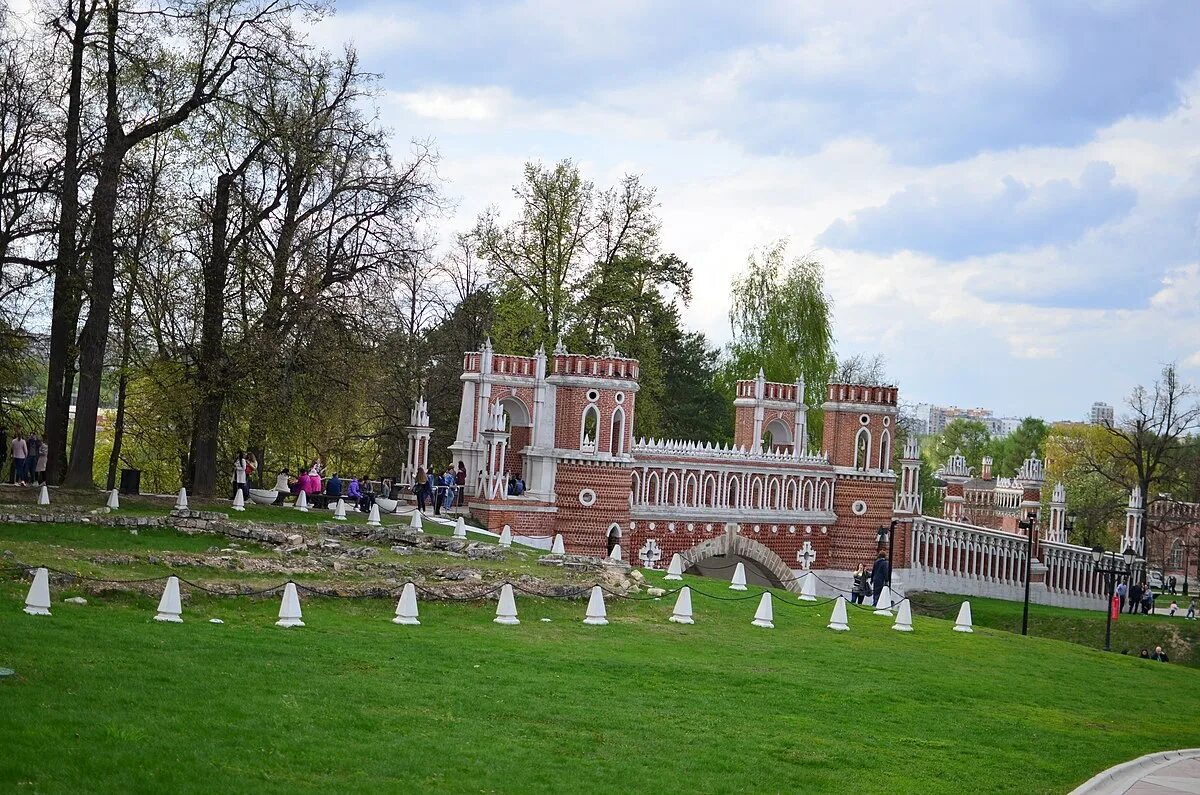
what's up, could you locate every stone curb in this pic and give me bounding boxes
[1070,748,1200,794]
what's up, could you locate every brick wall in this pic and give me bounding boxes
[828,473,896,570]
[554,462,632,555]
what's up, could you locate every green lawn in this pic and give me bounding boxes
[910,591,1200,666]
[2,570,1200,793]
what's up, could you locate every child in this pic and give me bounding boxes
[1188,599,1196,621]
[1169,600,1179,616]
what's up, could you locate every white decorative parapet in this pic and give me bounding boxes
[1041,540,1108,601]
[631,437,828,466]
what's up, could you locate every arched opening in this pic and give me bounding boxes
[819,481,831,511]
[630,470,642,504]
[785,479,798,510]
[854,427,871,471]
[761,418,793,452]
[767,478,780,510]
[610,407,626,455]
[702,474,717,506]
[684,473,698,506]
[878,430,891,471]
[725,476,741,509]
[606,523,621,555]
[750,477,764,509]
[664,472,679,506]
[803,480,815,511]
[645,471,660,506]
[685,555,784,588]
[581,405,600,453]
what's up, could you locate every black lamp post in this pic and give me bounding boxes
[1017,509,1038,636]
[1064,514,1077,541]
[1091,545,1137,652]
[876,519,898,587]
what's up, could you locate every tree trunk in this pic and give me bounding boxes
[190,172,234,497]
[64,0,122,488]
[43,0,92,484]
[104,275,136,491]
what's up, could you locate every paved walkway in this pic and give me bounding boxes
[1073,750,1200,794]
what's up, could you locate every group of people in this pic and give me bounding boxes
[850,551,892,606]
[413,463,466,514]
[1114,581,1197,617]
[6,429,47,486]
[1130,646,1171,662]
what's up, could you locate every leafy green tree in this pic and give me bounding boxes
[930,419,991,471]
[989,418,1048,477]
[721,241,835,448]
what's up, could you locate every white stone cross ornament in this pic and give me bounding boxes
[638,538,662,570]
[796,541,816,570]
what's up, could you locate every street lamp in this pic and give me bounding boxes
[876,519,898,587]
[1017,509,1038,636]
[1065,514,1077,540]
[1090,545,1137,652]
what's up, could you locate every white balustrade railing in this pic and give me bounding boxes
[1041,541,1109,600]
[909,517,1027,588]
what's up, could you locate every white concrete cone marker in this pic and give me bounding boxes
[38,485,50,506]
[873,585,894,616]
[551,534,566,555]
[669,586,694,624]
[583,585,608,626]
[453,517,467,539]
[954,601,974,633]
[106,488,120,510]
[799,571,817,601]
[155,576,183,623]
[332,499,347,520]
[730,562,748,591]
[392,582,420,625]
[295,490,309,512]
[23,567,52,616]
[751,593,775,629]
[175,487,188,510]
[828,595,850,631]
[276,582,304,628]
[494,584,520,625]
[367,503,381,527]
[231,489,246,511]
[664,553,684,581]
[498,525,513,547]
[892,599,914,632]
[609,543,623,562]
[409,511,423,531]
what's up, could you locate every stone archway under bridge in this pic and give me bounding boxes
[677,528,802,594]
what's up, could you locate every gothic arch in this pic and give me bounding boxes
[785,478,798,511]
[802,480,815,511]
[610,406,626,455]
[819,480,832,511]
[726,475,741,509]
[702,474,717,506]
[878,429,891,471]
[498,396,531,428]
[580,404,600,452]
[750,476,765,509]
[767,477,781,510]
[677,531,802,593]
[664,471,680,506]
[684,473,698,506]
[762,417,793,450]
[630,470,642,504]
[854,427,872,470]
[645,470,661,506]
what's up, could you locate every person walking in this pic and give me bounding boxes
[231,451,248,501]
[870,550,890,606]
[1186,599,1196,620]
[1128,582,1142,614]
[1116,581,1127,612]
[850,563,868,605]
[455,461,467,507]
[9,429,27,486]
[415,466,428,512]
[25,432,40,485]
[1169,600,1179,617]
[34,440,48,485]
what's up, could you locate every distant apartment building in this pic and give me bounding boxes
[904,403,1026,438]
[1088,402,1114,427]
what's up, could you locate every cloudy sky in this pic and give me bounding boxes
[319,1,1200,420]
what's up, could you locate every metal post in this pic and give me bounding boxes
[1103,569,1115,652]
[1020,513,1034,636]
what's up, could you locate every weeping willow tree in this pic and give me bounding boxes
[721,240,836,449]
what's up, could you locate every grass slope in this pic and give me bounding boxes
[2,574,1199,793]
[911,591,1200,667]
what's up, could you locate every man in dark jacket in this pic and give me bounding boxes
[870,551,890,606]
[1128,582,1143,614]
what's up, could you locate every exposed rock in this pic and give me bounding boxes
[63,596,87,605]
[647,587,666,597]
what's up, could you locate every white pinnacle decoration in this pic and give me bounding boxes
[409,511,423,532]
[367,503,381,527]
[798,572,817,601]
[669,586,694,624]
[276,582,304,628]
[332,499,347,520]
[106,488,120,510]
[23,567,51,616]
[231,489,245,511]
[174,487,188,510]
[609,543,623,562]
[892,599,914,632]
[294,490,309,512]
[751,593,774,629]
[551,534,566,555]
[664,553,684,581]
[730,562,748,590]
[873,586,894,616]
[392,583,420,625]
[494,583,520,625]
[583,585,608,625]
[827,595,850,631]
[38,485,50,505]
[154,576,183,623]
[498,525,513,547]
[453,517,467,539]
[954,601,974,633]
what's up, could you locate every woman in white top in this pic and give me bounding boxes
[273,470,290,505]
[232,452,248,500]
